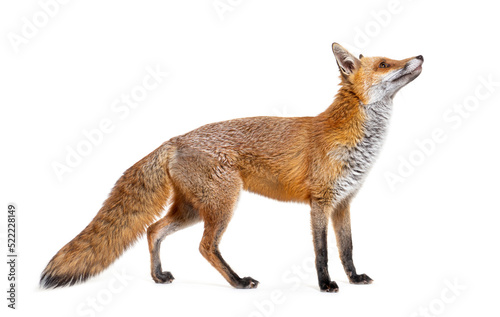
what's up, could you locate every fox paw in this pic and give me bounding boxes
[349,273,373,285]
[236,277,259,289]
[319,281,339,293]
[153,271,175,284]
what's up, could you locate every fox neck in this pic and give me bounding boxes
[318,85,393,141]
[318,85,393,201]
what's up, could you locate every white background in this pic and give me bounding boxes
[1,1,499,316]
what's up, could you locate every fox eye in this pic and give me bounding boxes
[379,62,389,68]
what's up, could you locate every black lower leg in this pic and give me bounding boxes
[313,226,338,292]
[213,248,258,289]
[200,225,259,289]
[333,202,373,285]
[311,201,338,293]
[339,241,372,284]
[148,197,201,284]
[151,240,175,284]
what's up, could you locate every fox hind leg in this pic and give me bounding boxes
[197,174,258,289]
[199,207,259,289]
[168,148,257,288]
[147,194,201,284]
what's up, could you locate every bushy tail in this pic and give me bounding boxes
[40,143,172,288]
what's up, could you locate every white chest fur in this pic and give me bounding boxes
[330,99,393,202]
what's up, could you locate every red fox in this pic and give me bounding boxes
[41,43,423,292]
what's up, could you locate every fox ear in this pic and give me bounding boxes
[332,43,361,76]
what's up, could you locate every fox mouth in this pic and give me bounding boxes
[380,59,423,99]
[392,63,422,83]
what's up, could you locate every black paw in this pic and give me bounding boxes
[236,277,259,289]
[153,271,175,284]
[319,280,339,293]
[349,273,373,285]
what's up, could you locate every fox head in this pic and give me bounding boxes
[332,43,423,104]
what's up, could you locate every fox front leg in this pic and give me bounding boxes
[310,199,339,292]
[332,199,373,285]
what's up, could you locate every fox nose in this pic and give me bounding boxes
[416,55,424,61]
